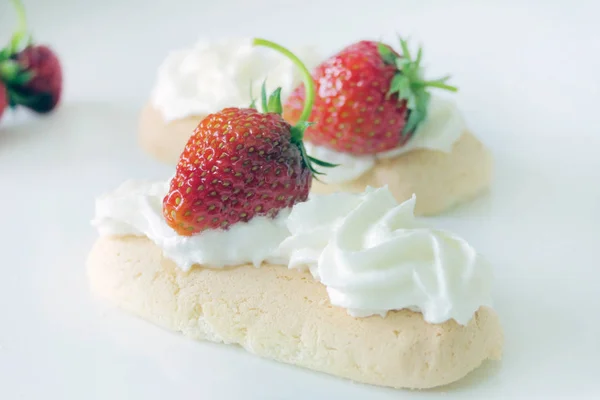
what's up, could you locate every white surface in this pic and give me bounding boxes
[0,0,599,398]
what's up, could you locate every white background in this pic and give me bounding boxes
[0,0,599,398]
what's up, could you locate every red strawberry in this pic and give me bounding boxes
[163,39,333,236]
[11,45,63,113]
[284,38,457,155]
[0,81,7,120]
[0,0,62,113]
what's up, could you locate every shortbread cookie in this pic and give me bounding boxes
[87,235,503,390]
[310,131,492,215]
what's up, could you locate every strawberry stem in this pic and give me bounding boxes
[9,0,28,53]
[252,38,337,178]
[11,0,27,34]
[252,38,315,125]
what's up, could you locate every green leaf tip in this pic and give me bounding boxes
[308,156,339,168]
[377,35,458,135]
[267,87,283,115]
[377,43,396,65]
[260,80,268,113]
[248,79,283,115]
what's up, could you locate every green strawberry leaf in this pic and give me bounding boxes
[399,36,412,61]
[291,122,339,177]
[387,74,409,99]
[266,87,282,115]
[380,36,459,135]
[402,109,420,136]
[260,80,268,113]
[414,46,423,67]
[0,47,11,62]
[418,75,458,92]
[377,42,397,65]
[0,60,22,81]
[6,86,43,107]
[307,156,338,168]
[12,70,33,85]
[402,90,430,136]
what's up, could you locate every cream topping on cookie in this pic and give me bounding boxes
[304,95,466,184]
[92,181,492,325]
[92,180,290,270]
[151,38,321,121]
[280,188,492,324]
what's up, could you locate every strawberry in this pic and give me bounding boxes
[0,81,7,121]
[0,0,63,114]
[284,38,457,155]
[9,45,63,113]
[163,39,334,236]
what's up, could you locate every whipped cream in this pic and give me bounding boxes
[92,180,290,270]
[151,38,321,121]
[92,181,492,325]
[306,95,466,184]
[280,189,492,324]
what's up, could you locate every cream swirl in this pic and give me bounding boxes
[92,182,492,325]
[280,188,492,325]
[151,38,321,121]
[305,95,467,184]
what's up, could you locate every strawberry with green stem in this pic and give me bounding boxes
[0,0,63,114]
[163,38,335,236]
[283,38,457,155]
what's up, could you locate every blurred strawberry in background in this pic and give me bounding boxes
[0,0,63,122]
[9,44,63,113]
[0,82,8,120]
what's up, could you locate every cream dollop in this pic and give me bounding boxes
[92,182,492,325]
[151,38,321,121]
[92,180,290,270]
[305,95,467,184]
[279,188,492,324]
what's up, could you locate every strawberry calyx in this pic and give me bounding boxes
[252,38,337,177]
[377,37,458,136]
